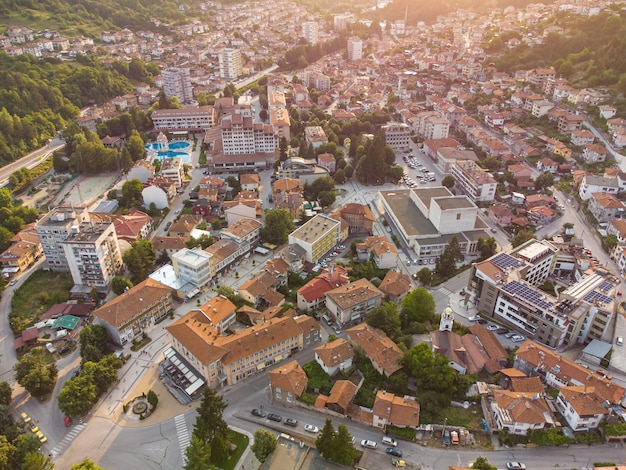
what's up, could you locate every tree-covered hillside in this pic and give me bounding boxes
[0,0,207,36]
[493,10,626,94]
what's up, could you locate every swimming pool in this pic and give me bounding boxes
[156,151,190,162]
[145,140,192,163]
[145,141,191,151]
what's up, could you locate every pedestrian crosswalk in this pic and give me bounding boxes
[50,424,86,458]
[174,414,191,462]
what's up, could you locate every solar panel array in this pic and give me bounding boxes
[491,253,525,271]
[583,290,613,305]
[597,281,613,293]
[502,280,554,311]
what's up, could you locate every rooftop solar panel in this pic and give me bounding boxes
[491,253,525,271]
[583,291,613,305]
[598,281,613,292]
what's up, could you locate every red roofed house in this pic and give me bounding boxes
[314,338,354,376]
[372,390,420,429]
[268,360,308,407]
[113,209,153,243]
[346,323,403,377]
[297,265,350,311]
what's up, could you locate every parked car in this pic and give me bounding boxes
[251,409,266,418]
[267,413,282,422]
[304,424,319,433]
[64,416,72,427]
[506,463,526,470]
[487,324,499,331]
[468,315,480,322]
[442,429,451,445]
[9,279,16,286]
[20,412,31,424]
[385,447,402,457]
[511,334,526,342]
[28,421,39,433]
[496,328,509,335]
[382,436,397,447]
[477,319,487,325]
[360,439,377,448]
[283,417,298,427]
[505,331,516,338]
[35,431,47,443]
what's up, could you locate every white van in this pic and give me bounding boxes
[322,314,332,325]
[382,436,397,447]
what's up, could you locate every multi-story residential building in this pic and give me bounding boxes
[161,67,194,104]
[329,203,375,235]
[219,48,242,80]
[372,390,420,430]
[220,218,262,250]
[588,192,626,223]
[297,265,350,311]
[0,227,42,274]
[450,160,497,203]
[491,390,556,435]
[268,360,308,406]
[302,20,319,45]
[36,206,88,271]
[94,278,173,346]
[166,313,320,389]
[160,157,184,187]
[220,107,278,155]
[325,278,383,325]
[347,36,363,61]
[172,247,213,290]
[582,144,609,164]
[355,236,398,269]
[304,126,328,149]
[556,386,606,431]
[423,115,450,140]
[62,222,122,291]
[314,338,354,376]
[151,107,214,132]
[578,174,620,201]
[288,214,343,263]
[382,122,410,153]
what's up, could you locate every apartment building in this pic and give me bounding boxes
[166,313,321,389]
[36,206,89,271]
[160,157,184,187]
[218,48,242,80]
[382,122,410,153]
[288,214,342,263]
[161,67,194,104]
[302,20,319,45]
[62,222,122,291]
[220,107,278,155]
[347,36,363,61]
[325,278,383,325]
[346,323,403,377]
[94,278,173,346]
[172,247,213,289]
[151,107,214,132]
[304,126,328,149]
[220,218,262,250]
[450,159,497,203]
[423,115,450,140]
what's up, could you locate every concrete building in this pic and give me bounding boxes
[325,278,383,325]
[423,115,450,140]
[160,157,184,187]
[288,214,342,263]
[62,222,122,291]
[36,206,88,271]
[450,159,497,203]
[151,107,214,132]
[347,36,363,61]
[161,67,194,104]
[220,107,278,155]
[304,126,328,149]
[219,48,242,80]
[302,20,319,45]
[382,122,411,153]
[172,247,213,291]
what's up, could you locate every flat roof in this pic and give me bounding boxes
[412,187,453,208]
[434,196,474,210]
[290,214,339,243]
[379,190,437,237]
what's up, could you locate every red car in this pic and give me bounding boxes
[64,416,72,427]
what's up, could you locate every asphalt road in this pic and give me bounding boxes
[0,135,65,187]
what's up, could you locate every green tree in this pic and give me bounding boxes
[123,239,155,283]
[0,435,16,470]
[318,190,336,208]
[441,174,455,189]
[477,237,497,260]
[602,233,618,252]
[22,451,54,470]
[13,434,42,466]
[260,209,294,245]
[251,429,277,463]
[366,302,401,340]
[315,418,336,460]
[111,276,133,295]
[58,375,97,417]
[534,172,554,191]
[121,179,143,207]
[184,435,217,470]
[126,130,145,162]
[186,235,215,250]
[510,230,535,248]
[0,189,11,209]
[192,387,228,451]
[14,349,58,398]
[401,288,436,325]
[70,458,105,470]
[120,147,134,172]
[79,325,109,364]
[435,236,462,278]
[0,382,11,406]
[470,456,497,470]
[333,424,357,466]
[81,355,122,395]
[416,267,433,286]
[225,176,241,196]
[0,227,12,252]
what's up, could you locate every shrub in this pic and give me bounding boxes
[147,390,158,408]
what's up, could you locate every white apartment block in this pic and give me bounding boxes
[160,157,184,187]
[220,108,278,154]
[302,20,319,45]
[62,222,122,289]
[450,160,497,203]
[162,67,194,104]
[36,206,89,271]
[423,115,450,140]
[151,107,214,132]
[219,48,242,80]
[382,122,410,153]
[347,36,363,61]
[288,214,341,263]
[172,247,213,288]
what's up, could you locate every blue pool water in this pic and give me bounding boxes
[145,141,191,151]
[156,151,190,162]
[145,141,191,163]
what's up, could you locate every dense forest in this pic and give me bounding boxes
[492,10,626,95]
[0,52,159,166]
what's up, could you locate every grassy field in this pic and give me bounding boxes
[438,403,485,429]
[10,269,74,334]
[221,430,249,470]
